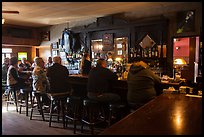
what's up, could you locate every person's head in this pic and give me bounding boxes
[34,57,44,68]
[83,53,90,60]
[132,60,148,69]
[4,57,10,64]
[21,57,27,63]
[47,56,52,63]
[33,56,38,61]
[53,56,61,64]
[9,57,18,66]
[96,58,106,68]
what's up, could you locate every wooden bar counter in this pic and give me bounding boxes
[100,93,202,135]
[68,74,183,101]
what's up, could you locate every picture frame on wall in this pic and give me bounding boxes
[52,49,58,56]
[42,31,50,41]
[102,33,114,51]
[52,42,58,49]
[176,10,195,33]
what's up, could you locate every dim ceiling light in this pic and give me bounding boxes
[2,18,5,24]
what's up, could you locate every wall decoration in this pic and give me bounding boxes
[176,10,195,33]
[102,33,114,51]
[52,42,58,49]
[42,31,50,41]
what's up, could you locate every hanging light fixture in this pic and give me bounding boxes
[2,18,5,24]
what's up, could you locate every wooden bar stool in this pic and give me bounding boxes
[47,92,71,128]
[108,102,127,126]
[65,96,83,134]
[6,85,19,112]
[19,87,32,116]
[30,92,49,121]
[81,98,106,135]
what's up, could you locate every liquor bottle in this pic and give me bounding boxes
[134,48,137,58]
[149,48,152,58]
[137,47,141,57]
[141,49,144,57]
[144,50,148,57]
[155,46,158,57]
[152,47,155,57]
[130,48,134,58]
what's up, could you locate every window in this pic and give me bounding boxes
[2,48,12,64]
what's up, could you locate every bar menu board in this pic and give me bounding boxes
[102,33,114,51]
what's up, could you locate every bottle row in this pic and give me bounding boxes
[129,45,166,58]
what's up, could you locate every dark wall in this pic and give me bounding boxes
[2,24,43,46]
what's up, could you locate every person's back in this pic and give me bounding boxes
[7,56,28,88]
[87,58,120,103]
[88,65,117,93]
[81,53,92,75]
[127,60,161,109]
[32,57,48,93]
[46,56,70,93]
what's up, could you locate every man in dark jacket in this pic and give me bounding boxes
[127,60,161,110]
[46,56,71,93]
[87,58,121,103]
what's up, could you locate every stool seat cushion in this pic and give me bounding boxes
[109,102,126,109]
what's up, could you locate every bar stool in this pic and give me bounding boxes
[47,92,71,128]
[81,98,106,135]
[65,96,83,134]
[30,91,49,121]
[6,85,19,112]
[19,87,32,116]
[108,102,127,126]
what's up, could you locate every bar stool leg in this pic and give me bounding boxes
[49,99,54,127]
[6,90,10,111]
[36,95,45,121]
[13,87,18,112]
[30,95,35,120]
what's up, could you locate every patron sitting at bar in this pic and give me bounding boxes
[32,57,50,105]
[127,59,161,110]
[87,58,121,103]
[46,56,71,93]
[6,57,30,97]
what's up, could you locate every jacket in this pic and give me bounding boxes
[127,64,161,105]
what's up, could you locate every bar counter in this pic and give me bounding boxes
[68,74,183,101]
[100,93,202,135]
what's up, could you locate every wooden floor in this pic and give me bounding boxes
[2,98,106,135]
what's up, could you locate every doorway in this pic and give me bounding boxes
[173,36,200,83]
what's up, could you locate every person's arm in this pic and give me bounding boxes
[10,68,25,82]
[148,69,162,95]
[108,69,118,81]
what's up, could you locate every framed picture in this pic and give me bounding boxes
[42,31,50,41]
[52,42,58,49]
[176,10,195,33]
[52,50,58,56]
[102,33,114,51]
